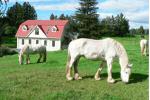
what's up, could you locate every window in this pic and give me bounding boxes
[22,39,24,45]
[22,25,27,31]
[52,41,55,47]
[44,40,47,46]
[35,28,39,35]
[36,40,39,44]
[51,26,57,32]
[29,39,31,44]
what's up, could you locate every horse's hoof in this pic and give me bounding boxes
[95,77,101,80]
[75,76,82,80]
[74,73,82,80]
[67,77,73,81]
[107,79,115,83]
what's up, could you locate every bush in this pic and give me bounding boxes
[0,46,17,57]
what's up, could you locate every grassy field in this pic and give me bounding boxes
[0,36,148,100]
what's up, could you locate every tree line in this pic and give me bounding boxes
[0,0,148,46]
[0,2,37,36]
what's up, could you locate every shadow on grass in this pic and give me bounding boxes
[26,62,46,65]
[82,72,148,84]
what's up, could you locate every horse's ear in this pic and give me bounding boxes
[128,64,133,68]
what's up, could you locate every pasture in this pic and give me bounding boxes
[0,36,148,100]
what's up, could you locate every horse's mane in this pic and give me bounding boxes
[108,38,127,57]
[107,38,129,67]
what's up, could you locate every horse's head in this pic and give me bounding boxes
[121,64,132,83]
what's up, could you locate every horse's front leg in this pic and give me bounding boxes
[106,57,115,83]
[74,58,82,80]
[95,61,105,80]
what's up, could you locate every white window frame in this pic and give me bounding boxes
[22,25,27,31]
[51,26,57,32]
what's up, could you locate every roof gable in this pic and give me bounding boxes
[27,25,47,38]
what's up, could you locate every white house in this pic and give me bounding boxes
[16,20,68,51]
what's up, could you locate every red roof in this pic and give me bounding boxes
[16,20,68,39]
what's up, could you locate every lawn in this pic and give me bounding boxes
[0,36,148,100]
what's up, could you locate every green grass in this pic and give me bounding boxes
[0,36,148,100]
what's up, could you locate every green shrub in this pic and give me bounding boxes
[0,46,17,57]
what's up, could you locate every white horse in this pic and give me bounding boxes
[140,39,148,56]
[18,44,47,65]
[66,38,132,83]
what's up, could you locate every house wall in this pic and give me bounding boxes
[17,38,61,51]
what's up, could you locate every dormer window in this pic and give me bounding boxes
[22,25,27,31]
[51,26,58,32]
[35,27,39,35]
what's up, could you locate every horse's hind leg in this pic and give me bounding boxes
[66,58,75,80]
[95,61,105,80]
[141,45,145,56]
[43,52,47,62]
[66,53,77,81]
[37,54,42,63]
[144,45,147,56]
[74,58,82,80]
[26,54,30,64]
[43,49,47,62]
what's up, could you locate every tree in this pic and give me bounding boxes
[5,2,37,36]
[129,28,136,36]
[114,13,129,36]
[0,17,8,46]
[4,25,16,36]
[138,26,145,37]
[100,16,116,36]
[6,2,24,27]
[0,0,9,46]
[59,14,65,20]
[61,15,81,48]
[100,13,129,36]
[75,0,100,38]
[0,0,9,17]
[23,2,37,20]
[50,13,55,20]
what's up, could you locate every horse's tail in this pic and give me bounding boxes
[66,50,71,74]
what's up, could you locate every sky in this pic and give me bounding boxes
[7,0,149,29]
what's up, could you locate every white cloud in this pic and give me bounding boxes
[98,12,116,19]
[125,10,149,23]
[35,3,79,11]
[98,0,149,28]
[129,22,149,29]
[99,0,148,12]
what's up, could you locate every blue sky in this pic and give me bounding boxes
[7,0,149,29]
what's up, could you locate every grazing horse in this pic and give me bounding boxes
[140,39,148,56]
[18,44,47,65]
[66,38,132,83]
